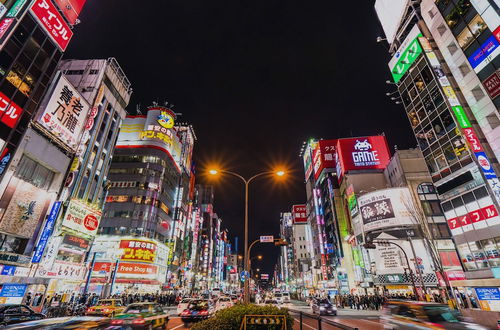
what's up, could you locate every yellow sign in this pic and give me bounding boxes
[157,111,174,129]
[240,315,287,330]
[140,130,173,145]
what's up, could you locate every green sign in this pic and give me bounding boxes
[452,106,471,128]
[7,0,27,18]
[391,35,423,83]
[385,274,403,283]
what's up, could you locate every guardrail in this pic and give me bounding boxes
[290,310,359,330]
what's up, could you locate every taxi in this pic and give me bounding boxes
[110,302,169,329]
[85,299,125,317]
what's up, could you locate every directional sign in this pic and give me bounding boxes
[260,235,274,243]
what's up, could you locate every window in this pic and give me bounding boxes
[421,200,443,216]
[457,28,474,49]
[458,62,471,77]
[471,85,485,101]
[15,155,55,189]
[468,14,487,38]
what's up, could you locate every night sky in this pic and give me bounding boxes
[65,0,416,278]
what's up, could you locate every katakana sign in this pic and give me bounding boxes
[119,239,157,263]
[37,74,90,151]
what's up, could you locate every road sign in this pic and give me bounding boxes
[240,270,249,282]
[260,235,274,243]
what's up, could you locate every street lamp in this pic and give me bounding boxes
[208,168,286,303]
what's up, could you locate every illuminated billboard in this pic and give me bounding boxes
[358,187,414,232]
[36,74,90,151]
[292,204,307,224]
[60,199,102,238]
[30,0,73,51]
[374,0,410,44]
[312,139,337,180]
[54,0,87,25]
[336,135,391,176]
[388,25,423,83]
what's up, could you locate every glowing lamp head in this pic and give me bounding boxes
[209,169,218,175]
[257,255,263,260]
[276,170,285,177]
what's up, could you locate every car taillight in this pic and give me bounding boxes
[132,318,146,324]
[110,320,123,325]
[200,310,209,315]
[86,308,92,312]
[181,310,190,316]
[426,322,444,328]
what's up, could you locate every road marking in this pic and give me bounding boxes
[170,324,185,330]
[294,318,317,330]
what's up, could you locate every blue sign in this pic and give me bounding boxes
[475,152,497,179]
[475,287,500,300]
[468,35,499,70]
[240,271,249,282]
[32,201,62,263]
[0,265,15,276]
[0,284,27,298]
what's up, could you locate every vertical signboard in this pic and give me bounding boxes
[30,0,73,51]
[292,204,307,224]
[0,91,23,128]
[388,25,423,83]
[32,201,62,263]
[53,0,87,25]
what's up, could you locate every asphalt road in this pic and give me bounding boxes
[164,301,383,330]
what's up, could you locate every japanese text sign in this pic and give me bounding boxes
[30,0,73,51]
[260,235,274,243]
[0,91,22,128]
[292,204,307,223]
[119,239,157,263]
[60,199,101,237]
[37,75,89,150]
[312,139,337,180]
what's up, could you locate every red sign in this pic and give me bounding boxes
[482,70,500,99]
[53,0,87,25]
[292,204,307,223]
[62,234,89,249]
[30,0,73,51]
[336,136,391,175]
[93,262,158,275]
[463,128,483,152]
[83,214,98,231]
[494,26,500,43]
[0,91,23,128]
[445,270,466,281]
[0,18,15,41]
[447,204,499,230]
[312,139,337,180]
[119,239,157,263]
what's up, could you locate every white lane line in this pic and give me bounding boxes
[169,324,185,330]
[294,318,317,330]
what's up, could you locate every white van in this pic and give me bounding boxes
[282,292,291,303]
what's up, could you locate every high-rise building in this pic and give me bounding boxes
[375,0,500,308]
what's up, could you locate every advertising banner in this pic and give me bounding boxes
[32,201,62,263]
[303,141,315,181]
[346,184,359,217]
[388,25,423,83]
[468,34,500,73]
[119,239,157,263]
[35,260,86,280]
[36,75,90,151]
[0,179,52,239]
[30,0,73,51]
[0,91,22,128]
[374,0,409,44]
[93,262,158,278]
[62,234,90,250]
[482,70,500,99]
[260,235,274,243]
[60,199,101,238]
[292,204,307,224]
[312,139,337,180]
[358,188,413,232]
[53,0,87,25]
[336,136,391,176]
[0,284,27,304]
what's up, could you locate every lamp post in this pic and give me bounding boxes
[209,169,285,303]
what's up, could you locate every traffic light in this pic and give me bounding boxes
[363,242,377,249]
[274,239,288,246]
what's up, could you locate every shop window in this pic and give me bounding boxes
[15,155,54,189]
[451,135,468,159]
[440,112,455,132]
[457,243,477,270]
[0,233,28,254]
[468,14,487,37]
[425,155,439,173]
[434,153,448,170]
[469,241,489,269]
[457,28,474,49]
[481,238,500,267]
[443,144,458,164]
[432,118,446,137]
[421,200,444,216]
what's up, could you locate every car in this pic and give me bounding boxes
[281,292,291,303]
[274,293,283,304]
[180,299,215,325]
[176,298,192,315]
[2,316,110,329]
[211,288,221,297]
[230,294,239,303]
[110,302,169,329]
[0,304,45,326]
[85,299,125,317]
[311,298,337,316]
[216,297,234,311]
[381,300,488,329]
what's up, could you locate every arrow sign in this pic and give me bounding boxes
[260,235,274,243]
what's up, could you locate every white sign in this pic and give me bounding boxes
[61,199,102,238]
[374,0,410,44]
[36,74,90,151]
[35,260,87,281]
[358,187,414,232]
[375,245,405,275]
[260,235,274,243]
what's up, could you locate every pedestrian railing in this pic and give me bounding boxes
[289,310,359,330]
